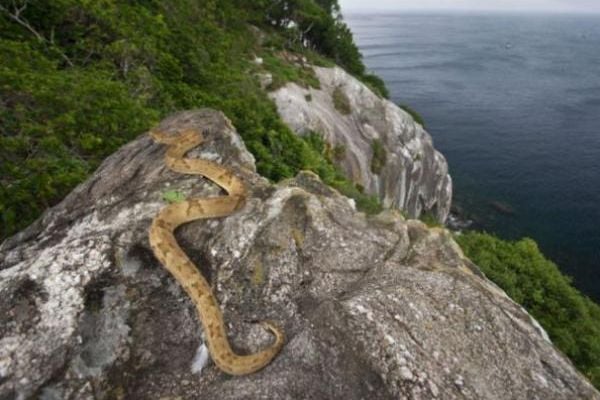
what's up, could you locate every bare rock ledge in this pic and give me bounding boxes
[270,66,452,222]
[0,110,597,400]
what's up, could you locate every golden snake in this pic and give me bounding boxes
[148,128,284,375]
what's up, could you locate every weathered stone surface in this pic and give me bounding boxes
[270,66,452,222]
[0,109,597,400]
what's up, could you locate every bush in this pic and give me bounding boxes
[254,0,365,77]
[362,73,389,98]
[262,52,321,91]
[0,0,387,241]
[370,139,387,174]
[301,132,382,215]
[419,212,441,227]
[456,232,600,389]
[332,86,352,115]
[400,104,425,127]
[330,144,346,161]
[0,39,158,237]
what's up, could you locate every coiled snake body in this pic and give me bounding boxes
[148,129,284,375]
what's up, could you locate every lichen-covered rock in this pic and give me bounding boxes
[270,66,452,222]
[0,110,596,400]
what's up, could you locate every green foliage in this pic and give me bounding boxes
[330,144,346,161]
[0,37,157,238]
[399,104,426,127]
[456,232,600,389]
[370,139,387,174]
[301,132,382,215]
[252,0,362,74]
[362,73,389,98]
[261,52,320,91]
[332,86,352,115]
[0,0,384,240]
[246,0,388,97]
[162,190,186,204]
[333,180,382,214]
[419,212,441,228]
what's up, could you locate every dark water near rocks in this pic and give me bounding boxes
[346,12,600,301]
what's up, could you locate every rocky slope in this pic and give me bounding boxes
[0,110,597,400]
[270,66,452,222]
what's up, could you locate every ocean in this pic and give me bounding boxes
[345,12,600,301]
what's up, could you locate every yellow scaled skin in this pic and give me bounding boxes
[148,129,284,375]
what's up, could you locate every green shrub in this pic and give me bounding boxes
[361,73,389,98]
[251,0,365,78]
[0,0,385,240]
[262,52,320,91]
[332,86,352,115]
[330,144,346,162]
[0,38,158,238]
[399,104,426,127]
[332,180,382,215]
[0,0,390,240]
[301,132,382,215]
[370,139,387,174]
[419,212,441,227]
[456,232,600,389]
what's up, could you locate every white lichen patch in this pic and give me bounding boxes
[399,366,415,381]
[264,187,305,222]
[0,235,113,397]
[349,302,374,322]
[228,135,256,169]
[198,150,221,162]
[0,196,158,397]
[118,249,142,277]
[73,284,131,379]
[0,355,11,378]
[191,343,210,374]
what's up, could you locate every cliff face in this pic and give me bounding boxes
[270,66,452,222]
[1,110,597,400]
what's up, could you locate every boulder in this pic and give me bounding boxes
[0,110,596,400]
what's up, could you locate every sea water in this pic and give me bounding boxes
[346,12,600,300]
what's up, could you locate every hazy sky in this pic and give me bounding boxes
[339,0,600,13]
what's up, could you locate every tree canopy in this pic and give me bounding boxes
[0,0,383,239]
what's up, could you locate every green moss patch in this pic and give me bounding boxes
[370,139,387,174]
[332,86,352,115]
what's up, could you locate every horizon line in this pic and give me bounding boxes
[342,8,600,15]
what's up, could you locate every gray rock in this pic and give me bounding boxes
[270,66,453,222]
[0,109,597,400]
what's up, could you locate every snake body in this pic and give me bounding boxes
[148,129,284,375]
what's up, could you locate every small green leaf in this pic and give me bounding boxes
[162,190,186,203]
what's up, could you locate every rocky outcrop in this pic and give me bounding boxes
[270,66,452,222]
[0,110,597,400]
